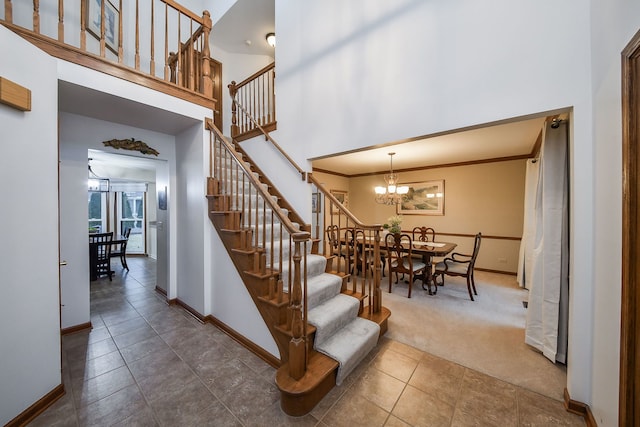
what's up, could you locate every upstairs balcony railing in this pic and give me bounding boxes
[1,0,215,109]
[228,62,276,141]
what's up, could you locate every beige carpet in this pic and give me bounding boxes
[380,269,567,401]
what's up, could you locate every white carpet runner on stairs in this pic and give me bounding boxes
[224,156,380,385]
[283,254,380,385]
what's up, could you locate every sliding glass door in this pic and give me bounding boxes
[118,191,145,254]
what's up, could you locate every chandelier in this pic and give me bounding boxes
[375,152,409,205]
[88,159,110,193]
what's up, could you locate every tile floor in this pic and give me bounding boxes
[30,257,585,426]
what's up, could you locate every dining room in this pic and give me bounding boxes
[310,113,570,403]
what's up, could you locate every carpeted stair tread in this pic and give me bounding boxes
[308,293,360,346]
[280,256,330,292]
[315,317,380,385]
[306,273,343,310]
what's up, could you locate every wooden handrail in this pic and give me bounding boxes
[236,62,276,88]
[234,95,302,179]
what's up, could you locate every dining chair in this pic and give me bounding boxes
[411,226,437,271]
[326,225,355,273]
[94,240,113,281]
[385,232,426,298]
[111,227,131,270]
[89,232,113,244]
[350,228,383,277]
[433,233,482,301]
[412,226,435,243]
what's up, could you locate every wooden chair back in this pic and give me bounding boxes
[384,232,426,298]
[412,226,435,243]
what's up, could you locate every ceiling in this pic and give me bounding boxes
[311,116,551,176]
[211,0,275,57]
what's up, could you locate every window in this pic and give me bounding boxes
[88,192,107,233]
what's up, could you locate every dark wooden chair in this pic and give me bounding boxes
[433,233,482,301]
[412,226,435,243]
[350,229,383,277]
[326,225,355,273]
[89,232,113,244]
[94,239,113,281]
[412,226,437,274]
[385,232,426,298]
[111,228,131,270]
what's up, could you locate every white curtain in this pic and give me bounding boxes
[517,122,569,364]
[517,158,540,288]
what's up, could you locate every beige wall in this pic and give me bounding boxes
[314,159,526,273]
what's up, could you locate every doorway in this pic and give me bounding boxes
[620,27,640,425]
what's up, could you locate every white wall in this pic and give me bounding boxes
[272,0,614,420]
[175,124,206,313]
[0,26,61,425]
[589,1,640,425]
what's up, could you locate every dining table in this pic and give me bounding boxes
[89,234,128,281]
[407,240,457,295]
[341,233,456,294]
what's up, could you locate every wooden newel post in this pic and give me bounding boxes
[228,81,239,137]
[200,11,214,98]
[168,52,177,83]
[288,234,308,380]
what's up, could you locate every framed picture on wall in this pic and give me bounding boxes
[330,189,349,214]
[87,0,120,54]
[158,186,167,210]
[397,180,445,215]
[312,193,320,213]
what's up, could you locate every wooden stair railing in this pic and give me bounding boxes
[205,119,312,372]
[1,0,215,108]
[205,118,391,415]
[228,63,277,142]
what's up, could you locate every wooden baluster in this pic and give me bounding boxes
[373,229,382,313]
[252,80,256,128]
[58,0,64,42]
[289,235,307,380]
[149,0,155,75]
[164,3,169,81]
[33,0,40,33]
[271,68,276,123]
[118,0,123,62]
[261,73,266,124]
[5,0,12,24]
[228,81,238,137]
[200,10,213,98]
[188,18,194,90]
[177,15,182,87]
[135,0,140,69]
[80,0,86,50]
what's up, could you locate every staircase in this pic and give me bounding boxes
[205,122,390,415]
